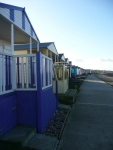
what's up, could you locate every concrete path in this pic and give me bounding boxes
[58,75,113,150]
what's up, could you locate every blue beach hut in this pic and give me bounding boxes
[0,2,58,136]
[71,65,78,78]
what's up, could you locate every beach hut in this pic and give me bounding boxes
[0,2,58,136]
[71,65,78,78]
[53,54,69,93]
[57,53,65,62]
[14,42,59,61]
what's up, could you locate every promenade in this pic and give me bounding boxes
[58,75,113,150]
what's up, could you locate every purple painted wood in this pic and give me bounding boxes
[36,52,57,133]
[0,92,17,136]
[41,87,57,131]
[36,52,43,132]
[16,91,37,127]
[17,57,20,88]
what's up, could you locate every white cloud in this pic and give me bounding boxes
[75,58,84,62]
[101,58,113,62]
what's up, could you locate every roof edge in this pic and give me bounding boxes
[24,11,40,42]
[0,2,40,42]
[0,2,24,11]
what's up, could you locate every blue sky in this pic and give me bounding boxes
[1,0,113,70]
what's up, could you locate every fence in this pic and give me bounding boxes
[0,52,58,95]
[0,53,13,95]
[0,53,36,95]
[14,54,37,90]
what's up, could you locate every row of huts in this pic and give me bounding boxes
[0,2,85,136]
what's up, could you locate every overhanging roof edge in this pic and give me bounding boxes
[0,2,40,42]
[0,2,24,11]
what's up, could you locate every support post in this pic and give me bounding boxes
[50,51,52,59]
[11,24,14,55]
[46,49,48,57]
[30,37,32,54]
[37,41,39,51]
[57,55,58,62]
[55,55,56,63]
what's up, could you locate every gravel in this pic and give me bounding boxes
[43,108,69,139]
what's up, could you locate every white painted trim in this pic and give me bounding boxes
[42,57,45,87]
[0,89,14,95]
[11,24,14,55]
[21,57,24,88]
[30,37,32,54]
[0,52,13,56]
[42,84,52,90]
[42,54,52,60]
[14,54,35,57]
[15,88,37,91]
[34,57,37,89]
[47,59,49,85]
[37,42,39,51]
[0,55,2,93]
[12,57,16,89]
[50,60,52,84]
[26,57,29,88]
[3,55,5,92]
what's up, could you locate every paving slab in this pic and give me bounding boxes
[0,125,36,144]
[0,125,36,149]
[58,75,113,150]
[26,134,58,150]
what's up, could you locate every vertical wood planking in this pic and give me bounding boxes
[11,24,14,55]
[30,57,33,87]
[12,57,16,89]
[45,58,47,86]
[3,56,5,92]
[42,57,45,87]
[0,55,2,93]
[6,55,8,90]
[34,56,36,87]
[30,37,32,54]
[47,59,49,86]
[50,60,52,84]
[9,56,11,89]
[26,56,29,88]
[49,60,51,85]
[17,57,20,88]
[21,57,24,88]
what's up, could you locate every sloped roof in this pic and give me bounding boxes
[39,42,52,48]
[65,58,69,64]
[59,54,63,58]
[0,2,39,42]
[14,42,58,55]
[58,53,65,61]
[40,42,58,55]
